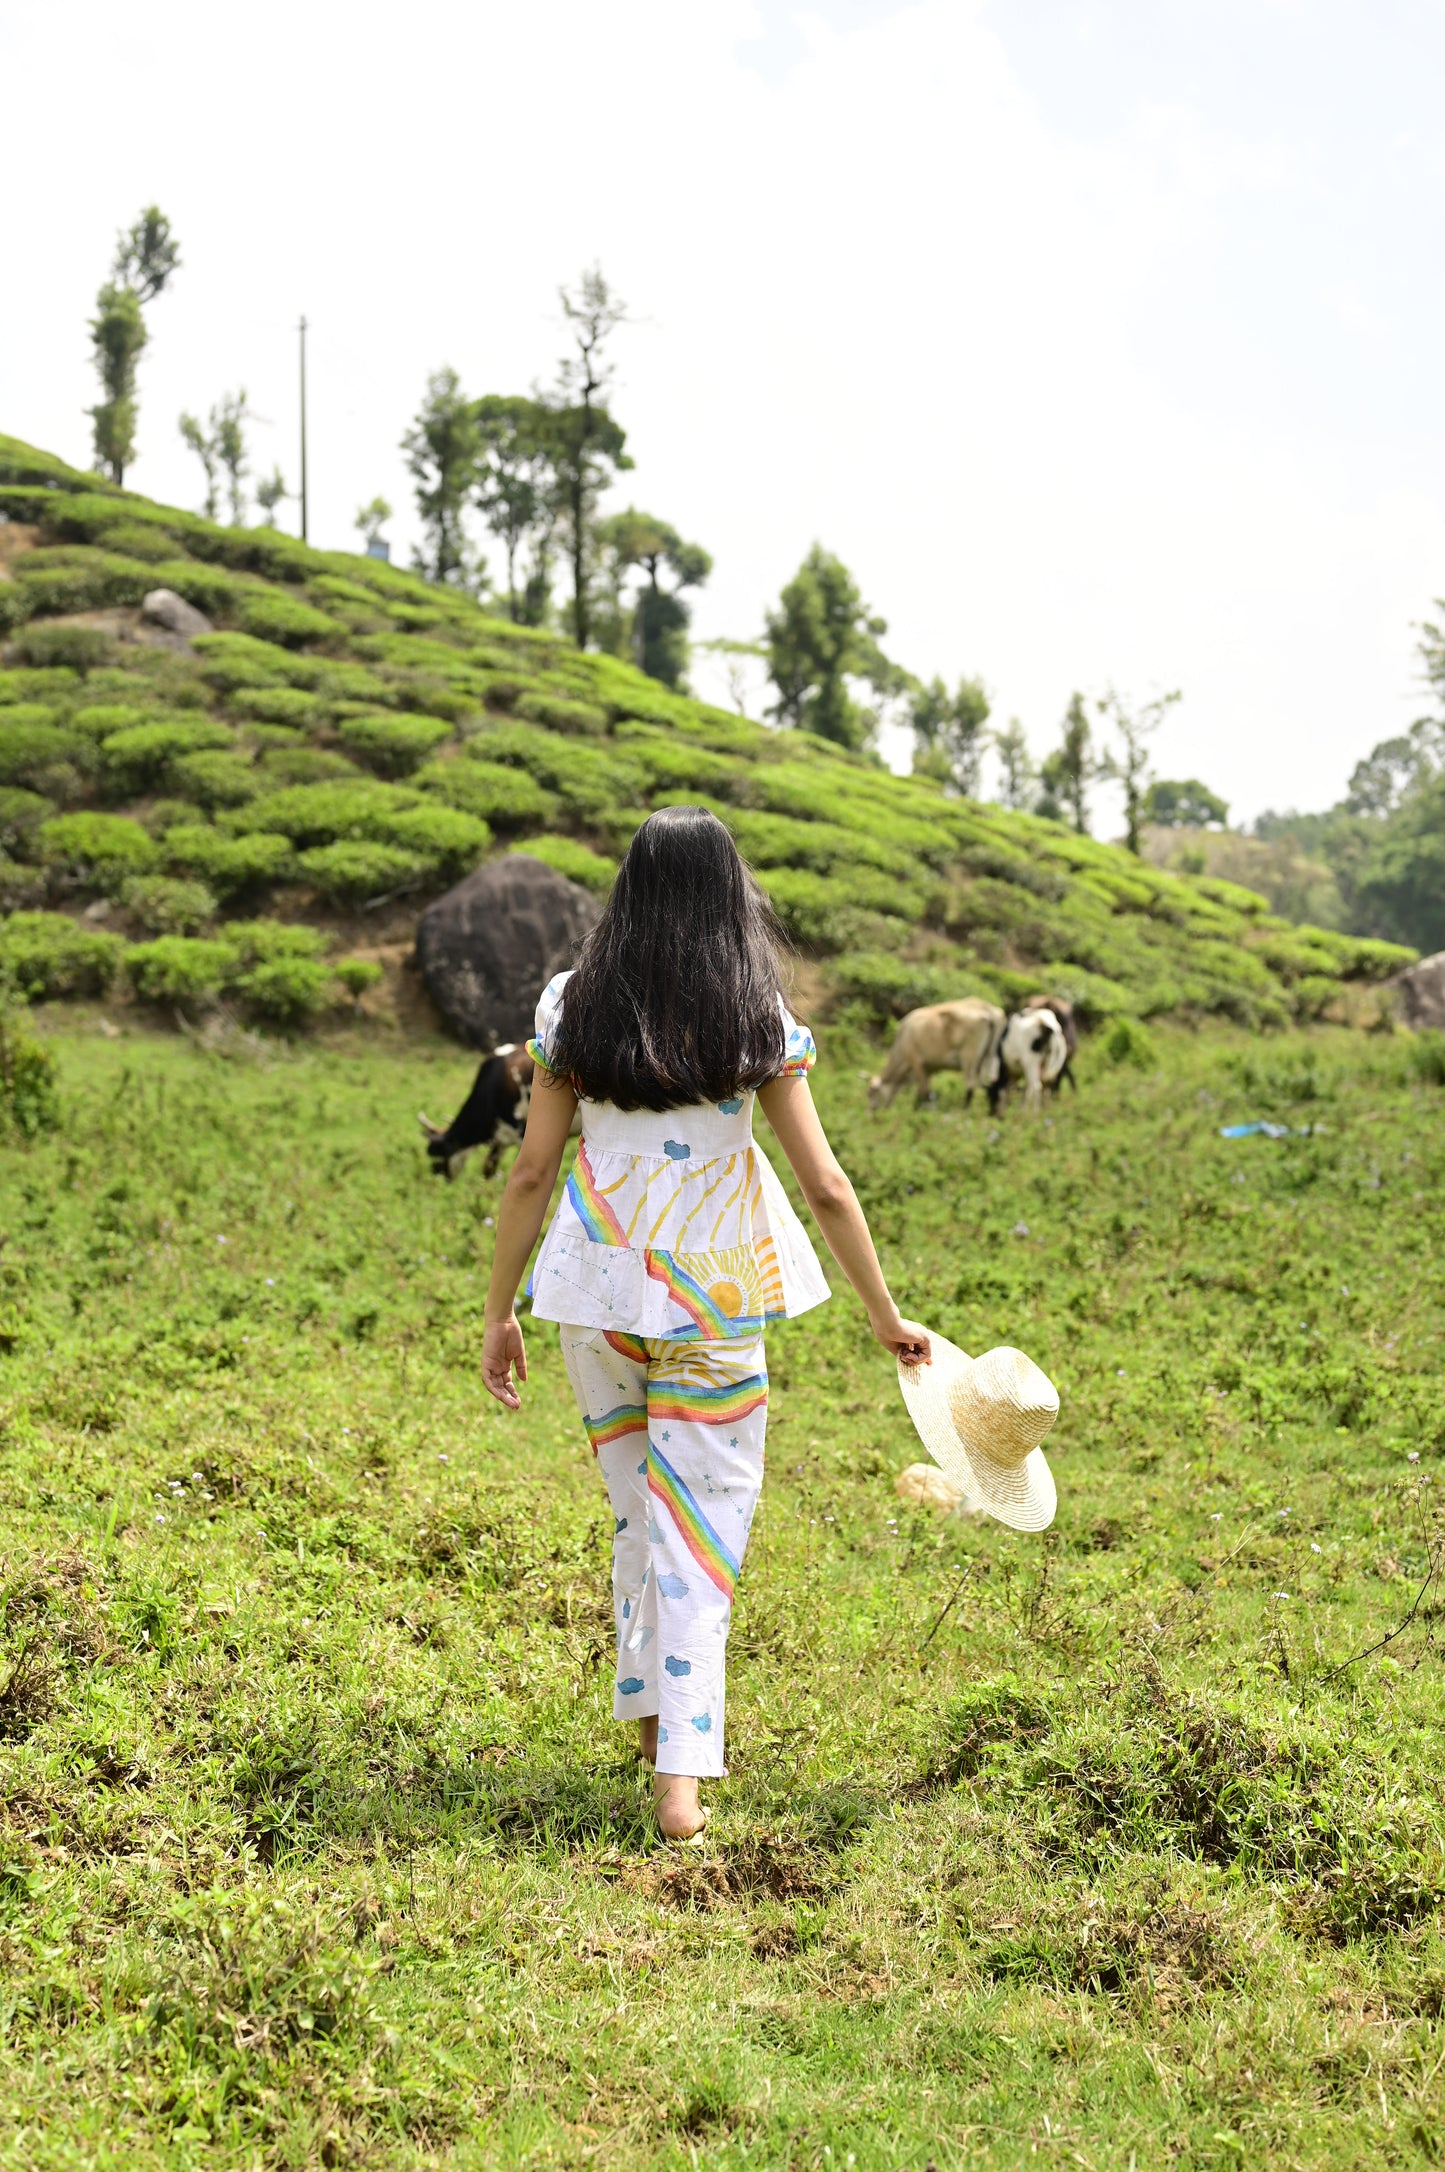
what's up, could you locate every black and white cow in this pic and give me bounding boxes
[418,1044,537,1180]
[1021,992,1078,1095]
[989,1006,1069,1110]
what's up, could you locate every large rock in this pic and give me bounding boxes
[141,587,212,638]
[415,853,600,1049]
[1390,951,1445,1031]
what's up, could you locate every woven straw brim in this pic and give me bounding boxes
[897,1334,1057,1533]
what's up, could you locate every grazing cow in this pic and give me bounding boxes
[868,997,1007,1110]
[991,1006,1068,1110]
[418,1043,537,1180]
[1022,992,1078,1095]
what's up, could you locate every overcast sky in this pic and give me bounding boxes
[5,0,1445,825]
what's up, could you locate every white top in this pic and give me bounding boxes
[524,971,831,1340]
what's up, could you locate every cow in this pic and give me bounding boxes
[1021,992,1078,1095]
[991,1006,1069,1110]
[868,997,1007,1110]
[418,1043,537,1180]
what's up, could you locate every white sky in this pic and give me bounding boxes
[5,0,1445,825]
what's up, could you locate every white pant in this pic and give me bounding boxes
[560,1326,768,1778]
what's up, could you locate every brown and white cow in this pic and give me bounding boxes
[868,997,1007,1110]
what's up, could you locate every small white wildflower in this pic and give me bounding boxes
[1274,1591,1289,1600]
[1210,1513,1222,1521]
[1278,1509,1289,1518]
[1013,1221,1030,1237]
[1311,1543,1323,1554]
[265,1277,276,1286]
[438,1453,448,1462]
[216,1235,227,1245]
[483,1216,495,1228]
[155,1513,165,1524]
[1408,1451,1420,1463]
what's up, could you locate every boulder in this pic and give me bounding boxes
[141,587,212,639]
[415,852,600,1050]
[1390,951,1445,1031]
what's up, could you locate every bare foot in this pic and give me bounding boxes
[653,1773,707,1841]
[638,1716,658,1767]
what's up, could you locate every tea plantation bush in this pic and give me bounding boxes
[336,710,453,777]
[512,835,618,893]
[0,999,58,1136]
[38,812,158,888]
[0,910,123,997]
[296,840,429,902]
[416,756,558,829]
[161,826,296,897]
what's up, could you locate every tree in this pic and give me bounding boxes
[991,719,1037,811]
[1037,693,1097,832]
[910,675,990,795]
[1342,718,1445,816]
[401,369,483,590]
[597,508,712,687]
[355,497,392,550]
[473,395,556,625]
[764,546,901,751]
[1146,777,1229,828]
[550,267,632,647]
[1097,687,1181,854]
[255,469,289,527]
[178,411,220,520]
[697,638,766,716]
[89,206,181,485]
[177,391,252,526]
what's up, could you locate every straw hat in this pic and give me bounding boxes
[897,1334,1059,1532]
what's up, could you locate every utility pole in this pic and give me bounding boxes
[298,314,308,543]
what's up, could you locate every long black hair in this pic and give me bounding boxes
[551,805,791,1111]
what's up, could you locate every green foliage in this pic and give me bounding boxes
[258,746,360,787]
[0,721,87,793]
[0,999,60,1137]
[765,544,900,749]
[233,954,332,1026]
[11,622,114,673]
[120,874,218,935]
[161,825,296,898]
[296,840,430,902]
[826,950,979,1019]
[11,545,159,615]
[1101,1016,1158,1069]
[0,911,124,998]
[219,920,327,965]
[511,836,617,893]
[402,367,483,591]
[169,750,260,809]
[88,211,180,487]
[513,691,609,736]
[125,935,240,1005]
[38,811,158,887]
[0,786,53,851]
[1407,1031,1445,1087]
[415,756,558,829]
[231,686,325,727]
[1148,776,1230,827]
[100,716,233,794]
[237,591,342,649]
[336,710,454,777]
[333,956,384,1000]
[910,675,990,795]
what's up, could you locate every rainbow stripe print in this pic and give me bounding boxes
[565,1139,629,1246]
[647,1441,741,1599]
[582,1400,648,1456]
[648,1372,768,1428]
[643,1249,765,1339]
[602,1330,650,1364]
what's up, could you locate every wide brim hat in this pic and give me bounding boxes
[897,1333,1058,1532]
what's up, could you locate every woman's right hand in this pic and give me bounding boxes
[482,1316,527,1409]
[871,1307,932,1367]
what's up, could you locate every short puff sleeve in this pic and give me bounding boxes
[777,1004,817,1080]
[526,972,569,1074]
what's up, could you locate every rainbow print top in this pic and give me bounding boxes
[523,973,831,1341]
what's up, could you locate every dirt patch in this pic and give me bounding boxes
[633,1834,842,1913]
[0,522,39,576]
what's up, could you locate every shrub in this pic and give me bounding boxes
[145,561,245,617]
[511,836,616,894]
[825,951,977,1020]
[0,583,33,633]
[121,875,218,935]
[258,747,360,786]
[417,756,558,828]
[296,841,429,903]
[227,779,423,848]
[0,855,47,908]
[125,936,240,1005]
[514,691,609,736]
[1101,1017,1158,1069]
[12,546,156,614]
[0,912,124,999]
[238,592,341,648]
[333,956,383,1000]
[232,686,325,727]
[91,521,174,564]
[12,625,113,673]
[1408,1031,1445,1088]
[233,956,332,1027]
[192,632,293,691]
[38,812,159,889]
[471,723,643,815]
[0,724,88,791]
[0,787,54,852]
[219,920,327,965]
[170,751,261,809]
[144,799,207,836]
[71,702,148,741]
[0,667,81,705]
[336,711,453,778]
[162,826,296,898]
[0,1002,60,1138]
[101,717,235,794]
[376,803,490,877]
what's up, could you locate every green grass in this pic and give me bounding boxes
[0,1014,1442,2167]
[0,431,1415,1026]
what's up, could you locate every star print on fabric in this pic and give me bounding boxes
[730,1436,738,1448]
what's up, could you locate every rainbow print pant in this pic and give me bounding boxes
[559,1325,768,1779]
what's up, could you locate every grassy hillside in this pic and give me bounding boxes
[0,432,1413,1031]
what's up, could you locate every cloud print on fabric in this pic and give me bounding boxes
[664,1654,692,1677]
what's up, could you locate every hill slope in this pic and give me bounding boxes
[0,432,1412,1031]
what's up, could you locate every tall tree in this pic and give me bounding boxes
[177,391,252,525]
[764,546,900,751]
[1037,693,1097,832]
[89,206,181,485]
[473,394,556,625]
[550,267,632,647]
[910,674,990,795]
[1097,687,1181,854]
[178,410,220,520]
[1146,777,1229,828]
[597,508,712,687]
[991,718,1037,811]
[255,469,289,527]
[401,369,482,590]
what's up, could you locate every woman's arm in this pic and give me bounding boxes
[756,1075,930,1367]
[480,1075,580,1409]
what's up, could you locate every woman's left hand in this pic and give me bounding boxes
[482,1316,528,1409]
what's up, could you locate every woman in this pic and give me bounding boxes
[481,806,929,1839]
